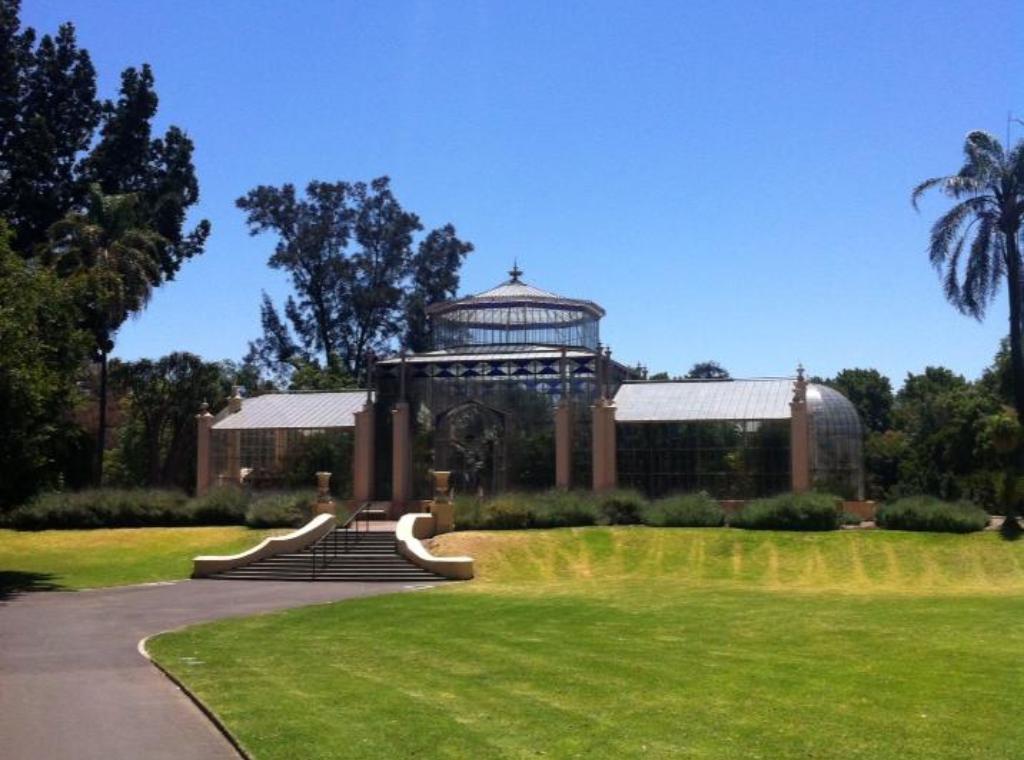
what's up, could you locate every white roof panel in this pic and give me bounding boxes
[212,392,367,430]
[475,281,561,299]
[613,380,794,422]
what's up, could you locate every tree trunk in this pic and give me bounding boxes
[1007,234,1024,420]
[1006,231,1024,526]
[96,350,108,486]
[147,420,163,486]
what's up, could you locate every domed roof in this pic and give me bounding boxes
[806,383,863,438]
[426,264,605,328]
[806,382,864,499]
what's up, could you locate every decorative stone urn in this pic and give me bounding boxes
[314,471,336,516]
[431,470,454,534]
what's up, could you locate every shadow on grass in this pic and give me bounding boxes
[0,571,66,601]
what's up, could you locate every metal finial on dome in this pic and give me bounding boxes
[508,260,523,283]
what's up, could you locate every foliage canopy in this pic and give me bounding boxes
[237,177,472,385]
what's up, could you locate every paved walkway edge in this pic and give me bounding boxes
[2,578,435,759]
[138,634,251,760]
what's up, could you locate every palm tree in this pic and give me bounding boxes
[46,184,167,484]
[913,131,1024,415]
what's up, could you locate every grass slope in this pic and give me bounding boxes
[435,527,1024,594]
[149,528,1024,759]
[0,526,280,591]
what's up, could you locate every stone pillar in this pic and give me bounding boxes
[790,365,811,493]
[352,401,375,503]
[227,386,243,413]
[555,401,572,490]
[195,402,214,497]
[391,401,412,507]
[592,399,617,492]
[432,470,454,534]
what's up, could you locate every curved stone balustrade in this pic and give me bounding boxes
[192,513,337,577]
[395,514,474,580]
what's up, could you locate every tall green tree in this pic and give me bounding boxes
[0,223,90,507]
[979,337,1014,407]
[0,2,209,260]
[404,224,474,352]
[913,130,1024,416]
[0,3,100,250]
[45,186,168,482]
[107,353,233,491]
[0,0,210,483]
[890,366,1002,503]
[84,64,210,265]
[238,177,472,383]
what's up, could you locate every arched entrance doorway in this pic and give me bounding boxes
[435,401,506,497]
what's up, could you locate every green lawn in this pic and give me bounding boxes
[149,528,1024,759]
[0,526,280,592]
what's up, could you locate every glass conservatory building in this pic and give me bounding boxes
[196,267,865,504]
[373,267,634,500]
[614,379,863,499]
[202,391,364,495]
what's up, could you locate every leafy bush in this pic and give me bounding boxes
[462,494,533,530]
[730,492,841,531]
[188,486,248,525]
[529,491,601,528]
[645,493,725,527]
[840,512,864,526]
[451,493,486,530]
[3,485,322,530]
[5,488,190,530]
[453,490,602,530]
[245,491,315,528]
[595,489,648,525]
[876,496,987,534]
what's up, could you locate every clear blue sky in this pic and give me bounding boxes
[25,1,1024,387]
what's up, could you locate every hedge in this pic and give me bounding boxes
[4,488,191,530]
[729,492,841,531]
[876,496,987,534]
[646,492,725,527]
[4,487,317,530]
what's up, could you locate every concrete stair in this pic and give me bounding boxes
[208,529,444,583]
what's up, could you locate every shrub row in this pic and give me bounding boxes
[876,496,988,534]
[5,488,990,534]
[454,490,991,533]
[3,487,316,530]
[730,492,842,531]
[453,490,727,531]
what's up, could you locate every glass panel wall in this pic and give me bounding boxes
[374,354,630,498]
[210,428,353,495]
[808,385,865,499]
[433,319,600,351]
[617,420,791,499]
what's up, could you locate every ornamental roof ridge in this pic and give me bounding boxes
[425,268,605,318]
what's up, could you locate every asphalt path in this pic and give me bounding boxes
[0,579,435,759]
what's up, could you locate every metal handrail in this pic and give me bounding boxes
[309,501,374,580]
